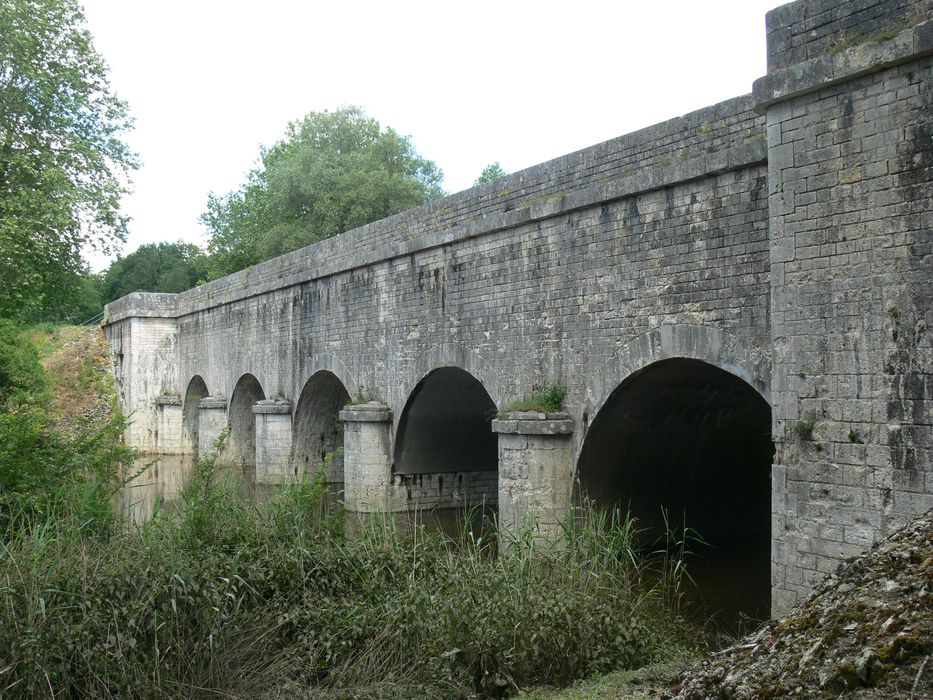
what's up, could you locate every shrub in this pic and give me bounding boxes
[0,467,692,698]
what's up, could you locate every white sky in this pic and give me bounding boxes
[80,0,782,272]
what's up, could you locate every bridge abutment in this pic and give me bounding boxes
[756,1,933,614]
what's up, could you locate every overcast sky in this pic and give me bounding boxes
[80,0,782,272]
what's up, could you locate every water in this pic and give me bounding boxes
[118,453,197,524]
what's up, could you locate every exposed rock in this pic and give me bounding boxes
[673,511,933,699]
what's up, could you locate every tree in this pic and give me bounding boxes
[0,0,136,320]
[474,162,508,186]
[203,107,444,278]
[101,242,208,303]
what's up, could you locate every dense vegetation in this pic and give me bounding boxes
[0,326,694,699]
[0,323,131,536]
[100,241,210,303]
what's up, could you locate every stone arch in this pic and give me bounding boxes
[182,375,209,455]
[292,370,351,487]
[577,353,773,625]
[394,366,497,475]
[228,373,266,472]
[293,355,358,405]
[585,324,770,426]
[398,344,502,417]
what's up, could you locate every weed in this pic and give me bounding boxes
[348,386,372,405]
[501,384,566,414]
[0,470,693,698]
[848,429,864,444]
[794,413,816,441]
[829,23,910,56]
[889,305,902,319]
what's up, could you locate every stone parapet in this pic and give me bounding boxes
[755,18,933,111]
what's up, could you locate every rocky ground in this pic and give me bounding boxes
[672,510,933,699]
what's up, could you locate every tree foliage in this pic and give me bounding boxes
[0,0,136,320]
[474,161,508,185]
[203,107,444,278]
[101,242,208,303]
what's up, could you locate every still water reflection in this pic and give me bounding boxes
[118,454,197,524]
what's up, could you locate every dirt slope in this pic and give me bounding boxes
[29,325,116,437]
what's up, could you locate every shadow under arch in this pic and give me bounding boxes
[182,375,209,455]
[292,370,350,489]
[577,357,773,627]
[392,366,499,536]
[398,343,502,414]
[228,373,266,475]
[395,366,497,474]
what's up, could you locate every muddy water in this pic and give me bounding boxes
[118,454,197,524]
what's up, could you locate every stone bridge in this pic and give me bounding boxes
[104,0,933,618]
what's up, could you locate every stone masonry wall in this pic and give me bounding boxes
[766,0,933,71]
[103,0,933,616]
[760,3,933,612]
[105,304,179,453]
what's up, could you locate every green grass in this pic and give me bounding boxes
[828,23,909,56]
[514,652,696,699]
[501,384,566,414]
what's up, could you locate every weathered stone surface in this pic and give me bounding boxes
[494,416,575,544]
[103,0,932,616]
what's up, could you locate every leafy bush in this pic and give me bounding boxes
[0,324,132,536]
[0,321,47,406]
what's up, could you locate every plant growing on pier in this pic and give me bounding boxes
[500,383,567,415]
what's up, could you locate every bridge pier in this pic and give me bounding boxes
[339,402,394,516]
[253,399,293,483]
[155,395,183,454]
[492,411,574,545]
[197,397,227,459]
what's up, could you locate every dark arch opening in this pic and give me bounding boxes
[393,367,498,535]
[577,358,773,626]
[292,371,350,489]
[395,367,497,474]
[229,373,265,474]
[182,376,209,455]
